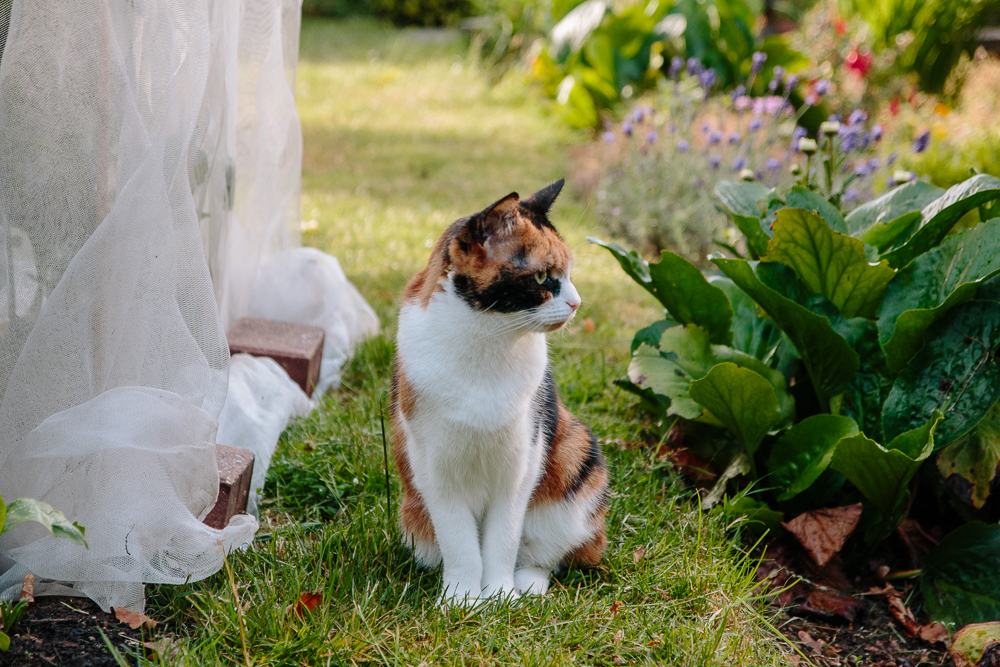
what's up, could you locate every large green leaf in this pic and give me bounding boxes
[768,415,860,501]
[708,275,782,362]
[846,181,945,243]
[922,522,1000,628]
[628,324,793,421]
[590,239,734,344]
[711,257,859,402]
[688,362,782,460]
[715,181,773,257]
[3,498,87,547]
[784,187,848,234]
[840,320,891,442]
[878,217,1000,375]
[830,413,941,532]
[936,401,1000,509]
[882,174,1000,269]
[883,299,1000,448]
[762,208,896,319]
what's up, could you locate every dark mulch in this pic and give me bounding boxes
[0,597,156,667]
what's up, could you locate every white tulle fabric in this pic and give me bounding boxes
[0,0,375,612]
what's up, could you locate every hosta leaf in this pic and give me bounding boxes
[688,362,781,457]
[936,402,1000,509]
[712,257,859,402]
[591,239,734,344]
[785,187,848,234]
[840,321,891,442]
[3,498,87,547]
[830,412,941,528]
[882,174,1000,269]
[922,522,1000,627]
[708,275,782,362]
[762,208,896,319]
[883,299,1000,448]
[630,319,677,354]
[628,324,792,421]
[768,415,860,501]
[878,217,1000,375]
[846,181,945,243]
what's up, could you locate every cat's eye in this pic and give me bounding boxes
[534,270,548,284]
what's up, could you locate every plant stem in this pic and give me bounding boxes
[825,136,834,195]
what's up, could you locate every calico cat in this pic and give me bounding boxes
[391,180,608,604]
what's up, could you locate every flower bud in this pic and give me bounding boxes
[820,121,841,137]
[893,170,915,185]
[740,168,755,181]
[790,163,802,176]
[798,138,818,155]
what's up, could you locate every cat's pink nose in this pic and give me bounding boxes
[567,299,581,311]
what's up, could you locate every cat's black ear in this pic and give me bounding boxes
[521,179,564,215]
[468,192,519,244]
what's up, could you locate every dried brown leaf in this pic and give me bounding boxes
[782,503,863,567]
[667,449,716,481]
[613,629,624,643]
[19,573,34,602]
[143,638,177,659]
[612,656,626,665]
[287,591,323,618]
[114,607,156,630]
[633,546,646,564]
[802,589,863,623]
[798,630,825,653]
[609,600,625,615]
[918,622,951,647]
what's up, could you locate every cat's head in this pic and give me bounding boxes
[413,179,581,332]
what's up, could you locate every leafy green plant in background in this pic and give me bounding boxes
[595,130,1000,627]
[303,0,474,26]
[839,0,999,95]
[0,493,86,650]
[531,0,807,128]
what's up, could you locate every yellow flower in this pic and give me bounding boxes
[934,103,950,116]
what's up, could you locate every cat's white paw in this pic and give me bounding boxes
[514,567,550,595]
[437,583,487,608]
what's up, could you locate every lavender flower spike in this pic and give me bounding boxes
[677,140,690,152]
[912,130,931,153]
[751,51,767,74]
[814,79,830,95]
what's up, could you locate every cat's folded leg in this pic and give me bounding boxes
[424,496,484,606]
[480,498,526,601]
[513,566,550,595]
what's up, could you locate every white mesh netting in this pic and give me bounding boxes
[0,0,376,611]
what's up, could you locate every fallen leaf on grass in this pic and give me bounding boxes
[633,546,646,564]
[919,623,951,647]
[782,503,863,567]
[114,607,157,630]
[143,638,177,659]
[869,583,949,645]
[797,630,825,652]
[19,573,34,602]
[951,622,1000,667]
[801,589,863,623]
[887,591,920,636]
[613,629,624,643]
[286,592,323,617]
[609,600,625,615]
[667,449,716,481]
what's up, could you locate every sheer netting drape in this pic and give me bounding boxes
[0,0,308,612]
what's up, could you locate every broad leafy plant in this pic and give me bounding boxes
[595,160,1000,627]
[0,494,86,650]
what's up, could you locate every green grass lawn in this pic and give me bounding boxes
[146,19,791,666]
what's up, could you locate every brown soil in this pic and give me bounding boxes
[0,597,156,667]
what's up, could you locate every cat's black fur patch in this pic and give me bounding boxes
[454,269,556,313]
[564,428,603,498]
[533,366,560,453]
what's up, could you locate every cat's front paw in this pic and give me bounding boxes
[514,567,550,595]
[437,584,486,608]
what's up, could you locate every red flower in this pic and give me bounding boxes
[834,17,847,35]
[890,96,900,116]
[845,49,873,77]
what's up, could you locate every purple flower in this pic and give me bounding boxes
[699,68,717,91]
[854,162,870,176]
[767,157,781,171]
[848,109,868,126]
[765,96,784,115]
[669,56,684,79]
[669,123,678,133]
[602,131,615,143]
[793,126,807,139]
[751,51,767,74]
[785,74,799,90]
[769,66,785,91]
[687,57,702,76]
[871,124,884,141]
[913,130,931,153]
[728,131,740,144]
[814,79,830,95]
[887,152,898,166]
[646,130,659,143]
[709,154,721,169]
[677,140,690,152]
[730,85,746,103]
[868,157,880,170]
[694,177,704,188]
[749,118,763,131]
[733,156,747,171]
[828,113,842,122]
[735,96,751,112]
[622,120,633,137]
[708,131,722,145]
[843,187,860,203]
[839,125,863,152]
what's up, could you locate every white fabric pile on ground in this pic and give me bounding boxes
[0,0,376,612]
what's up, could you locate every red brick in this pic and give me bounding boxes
[227,317,325,396]
[203,445,255,530]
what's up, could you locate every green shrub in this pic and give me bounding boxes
[596,148,1000,627]
[303,0,474,26]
